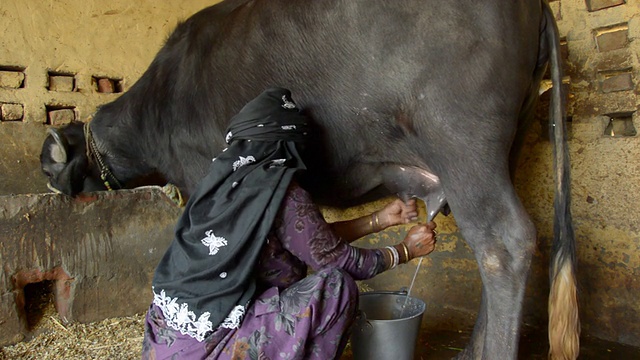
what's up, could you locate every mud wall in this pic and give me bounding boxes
[0,0,638,349]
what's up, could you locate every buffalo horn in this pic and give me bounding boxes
[47,128,69,164]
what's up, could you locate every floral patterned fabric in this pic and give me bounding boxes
[142,182,386,360]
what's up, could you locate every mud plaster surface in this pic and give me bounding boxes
[0,0,220,124]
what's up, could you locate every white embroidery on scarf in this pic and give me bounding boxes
[281,125,296,130]
[152,288,213,342]
[225,132,233,144]
[232,156,256,171]
[220,272,227,278]
[269,159,286,168]
[220,305,246,329]
[282,95,296,109]
[152,289,246,340]
[201,230,228,255]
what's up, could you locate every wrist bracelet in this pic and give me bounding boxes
[400,242,410,263]
[385,248,393,270]
[385,246,399,269]
[374,212,380,230]
[369,215,374,233]
[392,245,399,267]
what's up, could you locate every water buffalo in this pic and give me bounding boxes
[40,1,578,359]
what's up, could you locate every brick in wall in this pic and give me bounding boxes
[48,75,75,92]
[0,71,24,89]
[97,78,115,93]
[601,71,634,93]
[0,103,24,121]
[47,108,75,126]
[595,24,629,52]
[586,0,626,12]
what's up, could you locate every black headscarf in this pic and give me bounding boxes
[151,88,310,341]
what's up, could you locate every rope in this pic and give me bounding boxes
[84,123,123,191]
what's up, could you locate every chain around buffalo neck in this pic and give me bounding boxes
[84,122,123,191]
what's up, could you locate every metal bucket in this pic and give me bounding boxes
[350,291,426,360]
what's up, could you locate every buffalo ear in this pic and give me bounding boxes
[47,128,69,164]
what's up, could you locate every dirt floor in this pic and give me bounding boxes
[2,279,639,360]
[0,282,143,359]
[3,307,640,360]
[342,328,640,359]
[0,310,144,360]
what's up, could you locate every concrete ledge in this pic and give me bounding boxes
[0,187,182,346]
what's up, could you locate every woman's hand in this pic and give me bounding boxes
[377,198,419,229]
[402,222,437,259]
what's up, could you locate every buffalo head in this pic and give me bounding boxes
[40,121,105,196]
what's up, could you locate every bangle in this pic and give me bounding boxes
[370,213,377,232]
[385,246,398,269]
[400,242,410,263]
[374,212,380,230]
[385,248,393,270]
[385,247,395,269]
[391,246,399,268]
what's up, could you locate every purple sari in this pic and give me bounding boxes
[142,182,385,360]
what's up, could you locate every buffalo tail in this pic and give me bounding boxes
[543,2,580,360]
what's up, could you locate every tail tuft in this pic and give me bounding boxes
[548,259,580,360]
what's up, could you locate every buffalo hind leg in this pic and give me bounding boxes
[444,171,536,360]
[458,289,488,359]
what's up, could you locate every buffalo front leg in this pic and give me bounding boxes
[444,169,536,360]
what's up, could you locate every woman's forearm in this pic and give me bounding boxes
[330,198,418,243]
[330,211,384,243]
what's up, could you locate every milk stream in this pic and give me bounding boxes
[400,257,423,317]
[400,199,436,317]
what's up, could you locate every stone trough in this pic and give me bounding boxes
[0,187,182,346]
